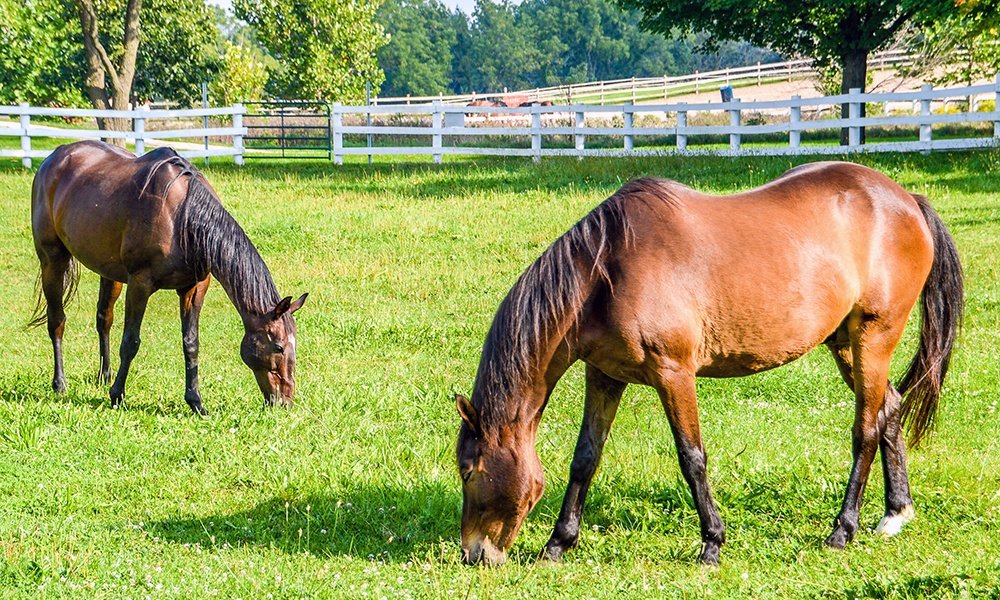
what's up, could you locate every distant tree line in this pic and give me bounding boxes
[376,0,782,98]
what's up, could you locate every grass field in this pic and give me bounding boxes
[1,151,998,598]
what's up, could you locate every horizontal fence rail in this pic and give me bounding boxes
[373,49,916,106]
[331,76,1000,163]
[0,104,248,167]
[2,75,998,166]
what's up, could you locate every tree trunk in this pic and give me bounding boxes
[75,0,142,147]
[839,50,868,145]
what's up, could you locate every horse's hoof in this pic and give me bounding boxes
[875,505,915,537]
[97,371,113,385]
[824,529,850,549]
[52,379,67,394]
[699,544,722,565]
[540,545,565,562]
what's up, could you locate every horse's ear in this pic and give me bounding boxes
[272,296,293,319]
[272,293,307,319]
[456,394,479,435]
[288,293,308,314]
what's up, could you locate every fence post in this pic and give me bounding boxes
[623,102,634,152]
[531,103,542,163]
[789,95,801,149]
[432,101,443,165]
[993,74,1000,141]
[729,98,741,152]
[694,70,700,94]
[575,108,585,159]
[332,102,343,165]
[631,77,636,103]
[757,62,762,86]
[134,105,146,156]
[600,81,605,105]
[919,84,932,150]
[19,103,32,169]
[663,75,669,101]
[848,88,861,148]
[232,104,244,166]
[676,105,687,152]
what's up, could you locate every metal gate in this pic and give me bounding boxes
[243,101,331,159]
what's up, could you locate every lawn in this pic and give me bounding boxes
[0,150,998,598]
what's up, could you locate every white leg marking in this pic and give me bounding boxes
[875,504,915,536]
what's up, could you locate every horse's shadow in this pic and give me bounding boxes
[149,481,459,562]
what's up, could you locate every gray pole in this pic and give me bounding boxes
[366,80,373,165]
[202,82,209,166]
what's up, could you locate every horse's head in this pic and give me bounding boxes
[240,294,307,407]
[455,394,544,566]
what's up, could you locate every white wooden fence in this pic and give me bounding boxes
[334,77,1000,163]
[374,49,916,106]
[0,104,247,168]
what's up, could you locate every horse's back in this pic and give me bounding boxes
[31,141,191,283]
[583,162,934,379]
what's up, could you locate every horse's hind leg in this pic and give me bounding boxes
[109,278,154,409]
[826,338,914,539]
[825,312,909,548]
[653,365,725,564]
[543,365,626,561]
[37,246,72,393]
[96,277,123,385]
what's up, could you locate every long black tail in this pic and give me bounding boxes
[26,258,80,329]
[897,195,964,447]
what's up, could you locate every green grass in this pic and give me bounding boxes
[1,151,999,598]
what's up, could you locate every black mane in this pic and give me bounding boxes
[157,156,279,316]
[471,178,677,430]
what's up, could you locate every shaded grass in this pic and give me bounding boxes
[0,151,998,597]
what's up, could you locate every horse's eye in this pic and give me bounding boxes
[461,470,473,483]
[273,342,285,354]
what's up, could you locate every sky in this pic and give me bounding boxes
[207,0,479,13]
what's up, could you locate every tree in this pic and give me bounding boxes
[74,0,143,141]
[620,0,997,142]
[377,0,459,98]
[211,41,270,104]
[234,0,389,102]
[459,0,542,93]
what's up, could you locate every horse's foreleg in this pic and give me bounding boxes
[655,366,725,564]
[825,317,901,548]
[96,277,123,385]
[178,278,210,416]
[542,365,625,561]
[109,279,153,409]
[39,250,71,393]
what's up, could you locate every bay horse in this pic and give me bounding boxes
[29,140,307,414]
[456,161,963,565]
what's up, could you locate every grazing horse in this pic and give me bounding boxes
[29,140,307,414]
[456,162,963,566]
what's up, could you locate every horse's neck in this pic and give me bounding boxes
[204,232,279,321]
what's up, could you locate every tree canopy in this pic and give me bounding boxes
[234,0,388,102]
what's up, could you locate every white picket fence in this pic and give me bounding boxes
[374,49,916,106]
[0,103,247,168]
[335,78,1000,163]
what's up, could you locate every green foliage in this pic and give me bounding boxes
[0,150,999,596]
[377,0,459,98]
[376,0,781,97]
[0,0,87,107]
[128,0,224,105]
[235,0,389,102]
[211,41,270,104]
[0,0,222,107]
[918,14,1000,88]
[619,0,996,92]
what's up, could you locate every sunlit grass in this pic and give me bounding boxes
[0,151,998,597]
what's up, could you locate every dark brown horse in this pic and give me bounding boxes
[29,140,307,414]
[456,162,963,565]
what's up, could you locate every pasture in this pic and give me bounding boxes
[0,152,998,598]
